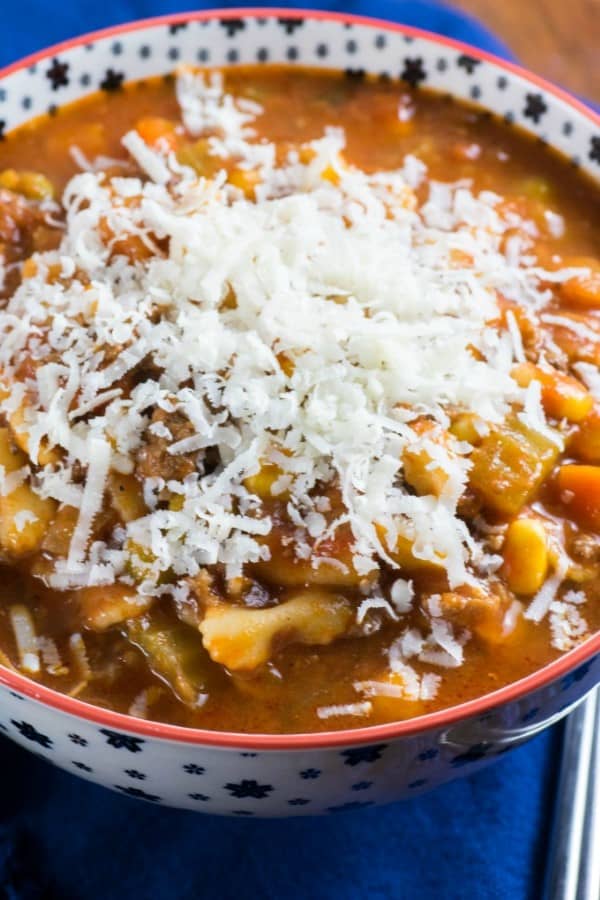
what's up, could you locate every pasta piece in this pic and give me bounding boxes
[41,504,78,556]
[74,583,152,631]
[107,472,146,523]
[375,523,445,573]
[403,420,456,497]
[199,589,354,671]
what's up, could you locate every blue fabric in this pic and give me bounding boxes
[1,1,514,66]
[0,4,557,900]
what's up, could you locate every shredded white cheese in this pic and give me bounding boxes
[0,67,588,685]
[317,701,373,719]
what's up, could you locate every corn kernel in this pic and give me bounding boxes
[244,462,286,499]
[449,412,483,445]
[501,518,548,595]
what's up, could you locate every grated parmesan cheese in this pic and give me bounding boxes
[0,69,588,675]
[317,701,373,719]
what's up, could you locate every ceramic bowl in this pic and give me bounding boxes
[0,8,598,816]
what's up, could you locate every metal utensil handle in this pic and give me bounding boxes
[544,687,599,900]
[578,688,600,900]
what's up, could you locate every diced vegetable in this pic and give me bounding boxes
[557,465,600,531]
[199,590,353,671]
[559,257,600,309]
[512,362,593,422]
[449,412,484,445]
[244,461,287,499]
[135,116,180,152]
[176,139,220,176]
[228,167,261,198]
[403,421,455,497]
[547,312,600,366]
[469,416,560,516]
[7,402,61,466]
[0,169,54,200]
[501,518,548,595]
[128,613,217,705]
[0,427,57,556]
[125,540,172,585]
[570,406,600,464]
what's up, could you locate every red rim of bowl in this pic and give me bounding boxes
[0,8,598,751]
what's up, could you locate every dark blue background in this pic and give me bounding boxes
[0,4,559,899]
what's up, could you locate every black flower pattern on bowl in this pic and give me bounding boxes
[46,59,69,90]
[341,744,387,766]
[400,57,427,87]
[457,54,481,74]
[100,729,144,753]
[523,93,548,123]
[183,763,205,775]
[100,69,124,92]
[299,768,321,780]
[11,720,52,749]
[224,779,273,799]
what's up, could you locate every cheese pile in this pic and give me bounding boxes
[0,70,573,600]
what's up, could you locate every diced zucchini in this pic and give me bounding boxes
[128,613,216,705]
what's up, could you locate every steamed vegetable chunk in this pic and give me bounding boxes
[0,428,56,556]
[128,613,217,706]
[469,417,560,516]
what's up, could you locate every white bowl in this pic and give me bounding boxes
[0,8,598,816]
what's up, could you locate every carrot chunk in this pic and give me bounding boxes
[559,257,600,309]
[512,362,593,422]
[557,465,600,531]
[570,406,600,464]
[135,116,180,152]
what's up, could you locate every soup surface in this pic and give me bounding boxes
[0,66,598,733]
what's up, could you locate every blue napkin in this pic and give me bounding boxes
[0,4,558,900]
